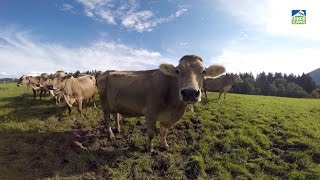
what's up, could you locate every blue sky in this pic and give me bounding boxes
[0,0,320,78]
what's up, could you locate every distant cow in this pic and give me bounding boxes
[203,74,243,100]
[17,75,45,99]
[49,75,96,117]
[100,55,225,152]
[46,71,68,105]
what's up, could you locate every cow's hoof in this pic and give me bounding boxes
[160,145,170,151]
[146,146,154,153]
[109,132,115,139]
[116,128,121,133]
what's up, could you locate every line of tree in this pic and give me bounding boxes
[72,70,101,78]
[231,72,319,98]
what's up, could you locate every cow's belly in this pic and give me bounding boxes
[110,104,144,117]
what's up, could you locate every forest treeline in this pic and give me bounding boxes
[230,72,320,99]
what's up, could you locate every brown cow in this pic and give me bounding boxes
[100,55,225,152]
[203,74,243,100]
[50,75,96,117]
[17,75,44,99]
[44,71,68,105]
[97,71,124,133]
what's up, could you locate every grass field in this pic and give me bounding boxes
[1,82,320,179]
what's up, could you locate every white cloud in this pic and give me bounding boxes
[179,42,188,46]
[74,0,187,32]
[218,0,320,41]
[60,3,74,11]
[212,48,320,75]
[122,11,155,32]
[0,29,175,78]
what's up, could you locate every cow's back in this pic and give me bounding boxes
[64,76,95,100]
[105,69,178,117]
[77,75,96,99]
[204,75,233,91]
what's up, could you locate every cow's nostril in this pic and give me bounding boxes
[194,90,200,98]
[180,89,187,98]
[180,88,199,100]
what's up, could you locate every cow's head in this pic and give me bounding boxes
[160,55,225,104]
[17,75,29,87]
[47,74,72,90]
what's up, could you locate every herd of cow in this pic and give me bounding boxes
[16,55,243,152]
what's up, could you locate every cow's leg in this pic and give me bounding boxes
[55,96,58,105]
[218,90,222,100]
[105,114,114,138]
[92,95,96,108]
[39,89,43,100]
[160,122,170,150]
[65,96,73,115]
[116,113,121,133]
[100,93,114,138]
[204,89,208,100]
[146,118,156,153]
[77,99,84,118]
[32,89,36,100]
[224,92,227,100]
[57,93,62,105]
[68,105,72,115]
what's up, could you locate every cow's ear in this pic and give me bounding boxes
[159,64,178,76]
[66,74,72,79]
[205,65,226,77]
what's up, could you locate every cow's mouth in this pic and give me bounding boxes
[17,84,22,87]
[180,88,201,104]
[47,85,58,90]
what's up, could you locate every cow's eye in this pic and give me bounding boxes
[175,69,180,74]
[202,69,206,74]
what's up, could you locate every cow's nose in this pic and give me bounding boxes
[180,88,200,100]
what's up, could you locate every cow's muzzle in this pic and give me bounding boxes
[17,84,22,87]
[47,85,57,90]
[180,88,201,103]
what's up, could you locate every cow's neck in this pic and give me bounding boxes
[29,77,39,85]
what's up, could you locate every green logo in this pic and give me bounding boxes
[292,10,306,24]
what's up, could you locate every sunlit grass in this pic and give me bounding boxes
[1,82,320,179]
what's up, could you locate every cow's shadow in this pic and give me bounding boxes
[0,92,100,123]
[0,93,67,123]
[0,126,139,179]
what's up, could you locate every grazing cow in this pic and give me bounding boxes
[46,71,68,105]
[203,74,243,100]
[50,75,96,117]
[17,75,44,99]
[100,55,225,152]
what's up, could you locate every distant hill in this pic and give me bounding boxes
[308,68,320,86]
[0,78,17,83]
